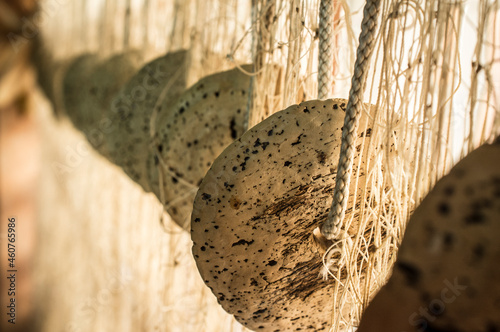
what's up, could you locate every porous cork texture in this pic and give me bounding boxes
[106,51,188,192]
[152,65,252,229]
[63,52,143,156]
[191,99,375,331]
[63,53,100,129]
[386,142,500,331]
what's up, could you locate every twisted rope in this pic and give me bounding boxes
[321,0,381,240]
[318,0,334,99]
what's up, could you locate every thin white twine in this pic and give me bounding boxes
[318,0,334,100]
[321,0,381,240]
[244,0,260,131]
[244,0,274,130]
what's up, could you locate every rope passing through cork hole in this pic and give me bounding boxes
[313,0,382,251]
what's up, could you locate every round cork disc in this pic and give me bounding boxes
[191,99,375,331]
[151,65,252,229]
[358,140,500,332]
[106,51,188,192]
[63,53,100,124]
[63,52,142,154]
[89,51,144,110]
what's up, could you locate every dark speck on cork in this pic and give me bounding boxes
[443,232,454,249]
[316,150,327,164]
[487,322,499,332]
[267,260,277,266]
[291,134,303,146]
[230,117,237,139]
[443,185,455,196]
[473,243,485,260]
[232,239,254,247]
[360,128,372,137]
[396,261,421,287]
[424,323,461,332]
[437,202,450,215]
[465,211,485,224]
[230,196,241,210]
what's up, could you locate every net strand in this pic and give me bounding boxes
[321,0,382,240]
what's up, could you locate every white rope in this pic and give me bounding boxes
[321,0,381,240]
[318,0,334,100]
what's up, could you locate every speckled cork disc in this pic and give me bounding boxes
[63,52,143,155]
[191,99,375,331]
[89,52,144,110]
[358,140,500,332]
[151,65,252,229]
[63,53,100,124]
[106,51,188,192]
